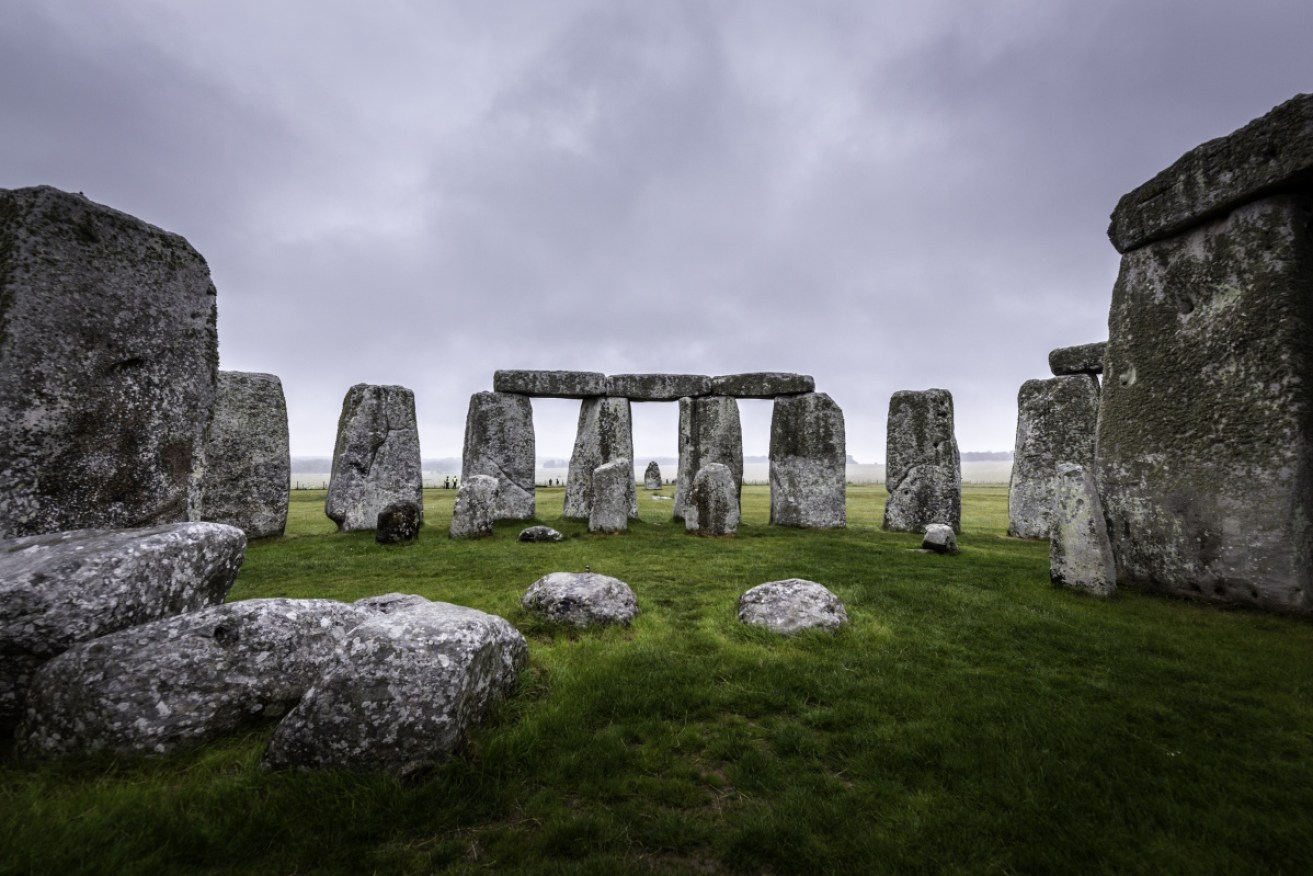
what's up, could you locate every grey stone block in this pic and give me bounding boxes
[606,373,711,400]
[883,389,960,533]
[493,370,607,398]
[1008,376,1100,539]
[710,372,815,398]
[325,384,423,532]
[1048,342,1107,377]
[461,392,535,520]
[770,393,846,528]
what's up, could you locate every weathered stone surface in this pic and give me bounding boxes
[563,397,636,520]
[376,501,422,544]
[644,460,662,490]
[1048,342,1107,377]
[921,523,959,555]
[1050,464,1116,597]
[262,601,527,775]
[18,598,370,756]
[710,372,815,398]
[460,392,535,520]
[883,389,960,533]
[449,475,498,539]
[0,186,218,538]
[1109,93,1313,253]
[193,371,289,538]
[1008,376,1100,539]
[607,373,711,400]
[0,522,245,730]
[493,370,607,398]
[517,525,563,543]
[521,572,639,627]
[685,463,740,536]
[769,393,846,528]
[674,396,743,521]
[738,579,848,635]
[325,384,422,532]
[1097,194,1313,612]
[589,458,632,534]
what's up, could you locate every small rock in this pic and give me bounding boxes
[517,525,563,543]
[522,572,639,627]
[921,523,959,555]
[376,501,422,544]
[449,475,498,539]
[738,579,848,635]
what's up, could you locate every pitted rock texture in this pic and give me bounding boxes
[685,463,740,536]
[1048,343,1107,377]
[883,389,960,533]
[325,384,423,532]
[517,525,563,543]
[493,370,607,398]
[674,396,743,521]
[563,396,636,520]
[644,460,662,490]
[921,523,959,555]
[521,572,639,627]
[607,373,711,400]
[1109,93,1313,253]
[769,393,846,528]
[376,501,422,544]
[0,522,245,730]
[1008,376,1100,539]
[589,458,632,534]
[738,579,848,635]
[0,186,218,538]
[18,598,371,756]
[262,601,527,775]
[193,371,290,538]
[1097,194,1313,613]
[461,392,535,520]
[1050,464,1116,597]
[710,372,815,398]
[449,475,498,539]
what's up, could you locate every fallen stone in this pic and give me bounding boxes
[493,370,607,398]
[450,475,498,539]
[921,523,959,555]
[376,501,422,545]
[563,397,636,520]
[521,572,639,627]
[460,392,535,520]
[607,373,711,400]
[710,372,815,398]
[738,579,848,635]
[325,384,423,532]
[517,525,563,543]
[1050,464,1116,597]
[1008,376,1100,539]
[589,458,632,534]
[1048,342,1107,377]
[643,460,663,490]
[770,393,846,528]
[685,463,740,536]
[674,396,743,521]
[883,389,960,533]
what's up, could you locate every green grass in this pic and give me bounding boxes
[4,485,1313,875]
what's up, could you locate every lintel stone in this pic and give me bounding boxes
[606,374,711,400]
[1048,342,1106,377]
[493,370,606,398]
[710,372,814,398]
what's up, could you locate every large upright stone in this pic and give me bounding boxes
[325,384,423,532]
[643,460,662,490]
[1008,376,1100,539]
[563,397,636,520]
[449,475,498,539]
[192,371,290,539]
[493,370,607,398]
[883,389,960,533]
[607,374,711,400]
[1049,342,1107,377]
[674,396,743,522]
[769,393,846,528]
[685,463,740,536]
[1050,464,1116,598]
[589,458,632,534]
[710,372,814,398]
[460,391,535,520]
[0,186,218,538]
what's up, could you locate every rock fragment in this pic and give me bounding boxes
[710,372,815,398]
[517,525,563,543]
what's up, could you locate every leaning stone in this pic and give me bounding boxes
[1048,342,1107,377]
[921,523,959,555]
[449,475,498,539]
[589,458,632,534]
[376,501,422,545]
[325,384,423,532]
[493,370,607,398]
[460,391,535,520]
[709,372,815,398]
[262,601,527,775]
[192,371,290,538]
[1008,376,1100,539]
[1050,464,1116,597]
[1109,93,1313,253]
[883,389,960,533]
[674,396,743,521]
[521,572,639,627]
[0,522,245,731]
[0,186,218,538]
[738,579,848,635]
[18,598,371,757]
[685,463,740,536]
[563,397,636,520]
[606,374,711,400]
[769,393,846,528]
[517,525,563,543]
[643,460,662,490]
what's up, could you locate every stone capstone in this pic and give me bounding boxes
[449,475,499,539]
[192,371,290,538]
[588,458,632,534]
[460,391,535,520]
[769,393,846,528]
[517,525,563,543]
[738,579,848,635]
[1008,376,1100,539]
[0,185,218,538]
[376,501,422,545]
[1050,464,1116,597]
[493,370,607,398]
[644,460,663,490]
[685,463,740,536]
[607,374,712,400]
[563,397,636,520]
[521,572,639,627]
[883,389,960,533]
[921,523,959,555]
[325,384,423,532]
[674,396,743,521]
[0,522,245,731]
[709,372,815,398]
[1048,342,1107,377]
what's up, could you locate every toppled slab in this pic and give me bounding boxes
[607,374,711,400]
[710,372,815,398]
[521,572,639,627]
[325,384,423,532]
[1048,342,1106,377]
[738,579,848,635]
[493,370,607,398]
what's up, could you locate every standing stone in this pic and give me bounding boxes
[460,391,535,520]
[563,397,636,520]
[376,502,422,545]
[0,186,218,538]
[325,384,422,532]
[449,475,498,539]
[1049,342,1107,377]
[769,393,846,528]
[192,371,290,539]
[674,396,743,522]
[643,460,662,490]
[1008,376,1100,539]
[1050,464,1116,597]
[883,389,960,533]
[685,463,740,536]
[588,459,632,534]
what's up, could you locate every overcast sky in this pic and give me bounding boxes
[3,1,1310,461]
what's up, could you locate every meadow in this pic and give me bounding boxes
[3,485,1312,875]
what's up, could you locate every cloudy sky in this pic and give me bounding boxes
[3,1,1309,461]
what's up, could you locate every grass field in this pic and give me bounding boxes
[3,485,1313,875]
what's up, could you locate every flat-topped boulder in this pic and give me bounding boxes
[325,384,423,532]
[607,374,711,400]
[1109,93,1313,252]
[493,370,607,398]
[710,372,815,398]
[521,572,639,627]
[738,579,848,635]
[1049,342,1106,377]
[461,391,535,520]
